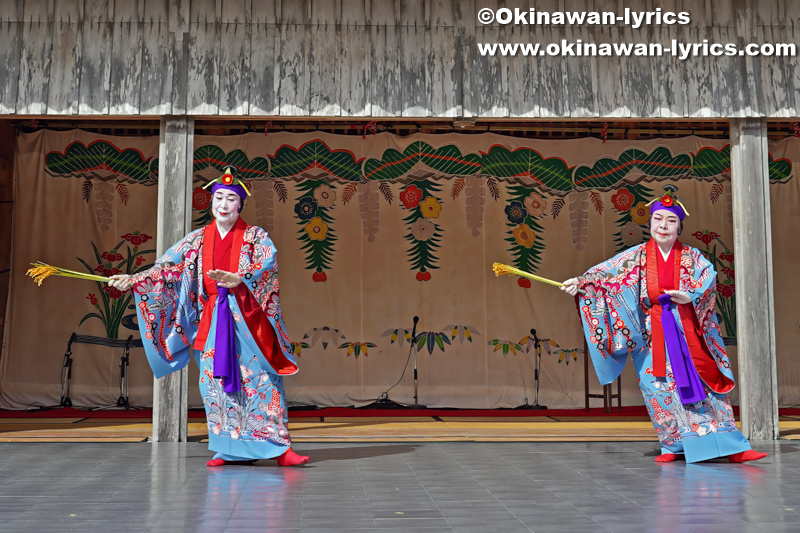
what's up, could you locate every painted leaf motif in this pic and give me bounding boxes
[481,146,572,192]
[692,146,730,178]
[769,154,793,182]
[270,141,362,181]
[46,140,156,184]
[574,147,691,189]
[364,141,481,181]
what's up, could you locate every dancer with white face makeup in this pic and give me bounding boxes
[109,166,309,467]
[561,185,766,464]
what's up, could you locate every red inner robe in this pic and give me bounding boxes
[193,219,297,375]
[656,242,733,394]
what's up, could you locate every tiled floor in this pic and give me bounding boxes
[1,440,796,532]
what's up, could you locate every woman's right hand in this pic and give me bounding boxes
[108,274,133,291]
[561,277,580,296]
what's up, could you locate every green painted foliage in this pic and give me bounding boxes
[574,147,691,189]
[364,141,481,181]
[481,146,572,192]
[45,141,154,182]
[271,141,362,182]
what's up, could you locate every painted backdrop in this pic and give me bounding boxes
[2,129,798,410]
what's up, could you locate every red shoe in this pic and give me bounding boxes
[277,448,309,467]
[728,450,768,463]
[655,453,678,463]
[206,458,227,466]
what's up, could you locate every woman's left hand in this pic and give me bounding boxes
[207,269,243,288]
[663,290,691,305]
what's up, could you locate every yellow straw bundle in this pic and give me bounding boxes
[492,262,585,295]
[26,262,111,286]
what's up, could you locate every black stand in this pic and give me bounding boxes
[93,335,143,411]
[361,316,425,409]
[515,329,547,410]
[55,333,143,410]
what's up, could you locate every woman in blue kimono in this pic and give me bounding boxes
[108,167,309,467]
[562,186,766,464]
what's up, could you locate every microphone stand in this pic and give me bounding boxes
[515,328,547,410]
[361,316,424,410]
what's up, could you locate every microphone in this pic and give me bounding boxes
[411,316,419,344]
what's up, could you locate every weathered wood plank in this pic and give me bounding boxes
[400,25,430,116]
[189,0,218,24]
[186,20,220,115]
[281,0,309,25]
[109,17,144,114]
[651,22,686,118]
[278,24,310,115]
[400,0,425,26]
[17,0,53,115]
[683,25,715,117]
[729,117,779,441]
[711,26,746,119]
[218,21,251,115]
[252,0,279,24]
[153,115,194,443]
[311,0,339,25]
[370,24,401,116]
[536,25,568,118]
[591,25,628,118]
[429,0,452,27]
[46,21,81,114]
[505,22,538,118]
[340,22,370,116]
[565,24,596,118]
[248,22,279,115]
[428,25,456,117]
[0,21,23,113]
[308,23,341,116]
[78,0,113,115]
[140,0,172,114]
[341,0,367,25]
[220,0,250,23]
[621,25,656,118]
[759,24,793,118]
[0,0,23,23]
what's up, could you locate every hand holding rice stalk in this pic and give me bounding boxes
[492,263,586,295]
[26,262,111,286]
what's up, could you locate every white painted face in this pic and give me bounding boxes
[211,189,242,225]
[650,210,681,247]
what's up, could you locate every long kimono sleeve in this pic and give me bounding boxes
[233,226,298,374]
[130,229,203,378]
[577,245,648,385]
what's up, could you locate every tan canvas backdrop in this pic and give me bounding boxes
[2,129,798,410]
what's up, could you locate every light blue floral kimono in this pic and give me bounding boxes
[131,220,298,461]
[577,240,751,462]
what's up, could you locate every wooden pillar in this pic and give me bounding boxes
[729,117,779,440]
[152,116,194,443]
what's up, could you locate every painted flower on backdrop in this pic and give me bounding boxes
[192,187,212,210]
[620,221,643,246]
[121,231,152,246]
[103,285,123,300]
[504,201,527,224]
[513,223,536,249]
[719,282,735,299]
[313,184,336,207]
[419,197,442,219]
[410,218,435,241]
[611,188,635,212]
[400,185,423,209]
[523,193,547,217]
[101,251,124,262]
[305,217,328,241]
[693,230,720,246]
[86,293,99,307]
[95,263,122,277]
[719,251,734,262]
[294,197,318,220]
[630,201,649,225]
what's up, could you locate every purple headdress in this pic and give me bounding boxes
[202,166,251,200]
[646,184,690,220]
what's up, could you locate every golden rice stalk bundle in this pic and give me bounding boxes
[492,263,586,295]
[26,262,111,286]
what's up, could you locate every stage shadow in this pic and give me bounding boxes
[294,444,422,462]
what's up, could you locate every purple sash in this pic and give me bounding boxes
[657,294,705,404]
[213,286,240,394]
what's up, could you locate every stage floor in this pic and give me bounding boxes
[0,440,795,532]
[2,412,800,443]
